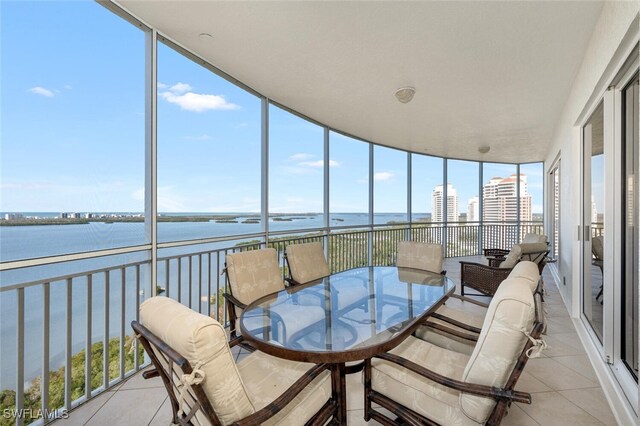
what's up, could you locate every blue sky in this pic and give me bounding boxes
[1,1,543,215]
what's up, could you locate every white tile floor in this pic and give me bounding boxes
[53,257,618,425]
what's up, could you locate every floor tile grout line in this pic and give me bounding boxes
[552,390,609,426]
[147,395,169,426]
[80,391,117,426]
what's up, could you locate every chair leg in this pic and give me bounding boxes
[363,358,372,422]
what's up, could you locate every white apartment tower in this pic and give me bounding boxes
[432,183,459,222]
[467,197,480,222]
[482,174,532,222]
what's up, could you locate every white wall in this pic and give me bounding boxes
[544,2,639,313]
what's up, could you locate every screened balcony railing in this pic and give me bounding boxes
[0,220,542,425]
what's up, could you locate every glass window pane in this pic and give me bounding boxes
[1,1,145,261]
[482,162,518,223]
[330,132,369,227]
[374,146,407,225]
[520,162,544,236]
[583,101,604,343]
[269,105,324,230]
[622,77,638,377]
[446,160,478,224]
[446,160,479,256]
[157,43,262,243]
[411,154,443,223]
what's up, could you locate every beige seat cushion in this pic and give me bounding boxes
[226,248,285,316]
[140,296,255,424]
[414,302,485,355]
[499,244,522,268]
[237,351,331,426]
[286,242,330,284]
[460,278,535,423]
[371,336,477,426]
[396,241,444,273]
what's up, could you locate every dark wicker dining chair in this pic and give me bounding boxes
[364,276,546,425]
[134,296,335,426]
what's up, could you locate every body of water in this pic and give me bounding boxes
[0,212,429,390]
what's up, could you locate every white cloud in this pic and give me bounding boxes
[64,84,72,90]
[157,82,168,89]
[28,86,54,97]
[168,82,192,94]
[299,159,340,168]
[289,153,314,162]
[159,89,239,112]
[374,172,394,182]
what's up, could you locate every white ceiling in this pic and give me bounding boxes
[117,1,604,163]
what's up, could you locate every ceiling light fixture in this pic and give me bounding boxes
[478,146,491,154]
[395,87,416,104]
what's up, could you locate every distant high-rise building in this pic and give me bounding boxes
[432,183,459,222]
[591,196,598,224]
[482,174,532,222]
[467,197,479,222]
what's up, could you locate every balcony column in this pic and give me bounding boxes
[145,28,158,295]
[323,127,330,259]
[262,98,269,245]
[443,159,448,256]
[407,152,412,241]
[479,162,484,254]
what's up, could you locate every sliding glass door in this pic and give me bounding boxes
[582,102,605,343]
[622,74,639,379]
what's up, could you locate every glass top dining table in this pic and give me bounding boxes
[239,266,456,364]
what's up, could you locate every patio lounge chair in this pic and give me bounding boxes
[460,243,549,297]
[133,296,335,425]
[592,235,604,302]
[415,261,541,355]
[364,275,545,425]
[483,233,548,266]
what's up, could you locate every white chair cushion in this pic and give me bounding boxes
[286,242,330,284]
[140,296,255,424]
[396,241,444,273]
[507,261,540,292]
[371,336,477,426]
[237,351,331,425]
[460,278,535,423]
[522,233,547,244]
[499,244,522,269]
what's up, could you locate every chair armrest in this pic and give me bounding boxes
[223,292,247,310]
[430,312,482,334]
[373,352,531,404]
[459,261,512,296]
[449,293,490,308]
[421,321,479,341]
[483,248,510,258]
[235,363,332,425]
